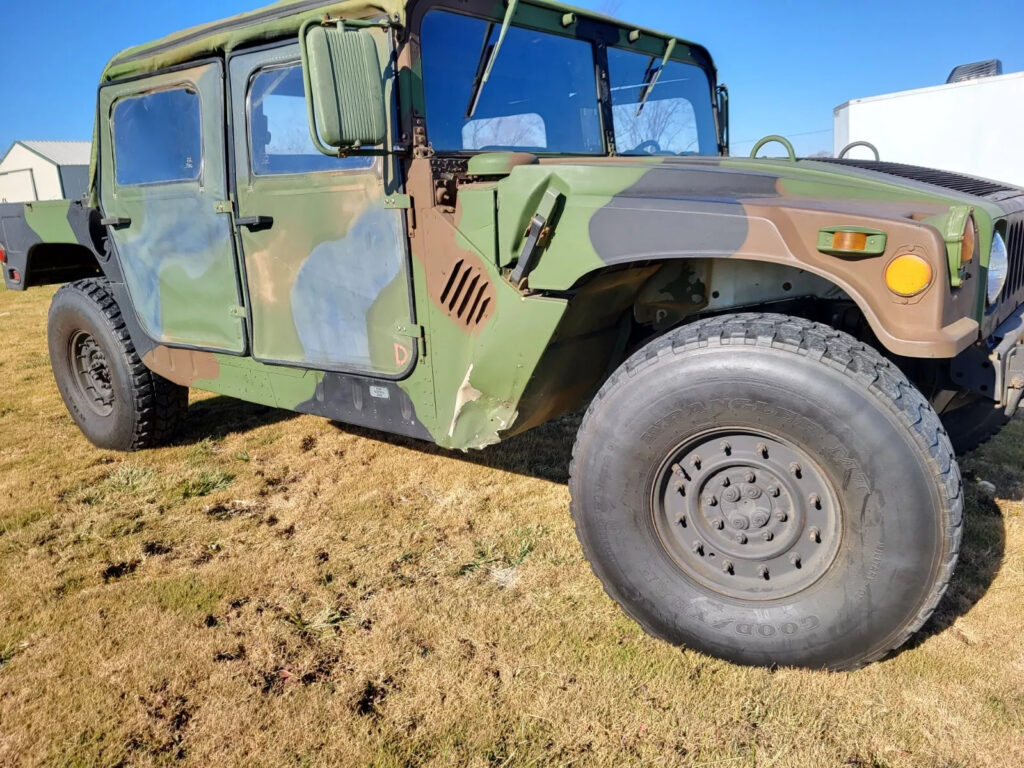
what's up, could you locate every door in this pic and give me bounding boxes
[98,62,245,353]
[228,37,415,376]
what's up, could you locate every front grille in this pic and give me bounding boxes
[1003,216,1024,299]
[811,158,1022,201]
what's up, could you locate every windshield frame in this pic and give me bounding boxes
[411,0,722,159]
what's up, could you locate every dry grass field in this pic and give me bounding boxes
[1,284,1022,768]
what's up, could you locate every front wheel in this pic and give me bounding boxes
[570,314,963,670]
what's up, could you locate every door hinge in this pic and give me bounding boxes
[214,200,234,215]
[394,321,426,357]
[384,194,412,210]
[228,305,246,318]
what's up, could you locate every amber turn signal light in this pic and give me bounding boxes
[885,254,933,297]
[961,216,976,265]
[832,231,868,252]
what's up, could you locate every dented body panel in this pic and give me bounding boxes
[3,0,1024,449]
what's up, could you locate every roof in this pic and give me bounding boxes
[103,1,404,81]
[101,0,708,82]
[14,141,92,167]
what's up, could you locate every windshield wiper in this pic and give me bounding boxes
[465,0,520,119]
[635,38,677,117]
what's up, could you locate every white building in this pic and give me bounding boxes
[834,62,1024,187]
[0,141,91,204]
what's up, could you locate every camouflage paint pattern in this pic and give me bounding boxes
[98,63,246,352]
[3,0,1024,451]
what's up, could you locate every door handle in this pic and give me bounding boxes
[100,216,132,229]
[236,215,274,232]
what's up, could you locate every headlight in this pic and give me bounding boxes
[988,232,1009,306]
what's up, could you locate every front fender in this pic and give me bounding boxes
[496,162,979,359]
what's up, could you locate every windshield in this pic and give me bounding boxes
[421,10,604,154]
[608,47,718,156]
[420,9,720,158]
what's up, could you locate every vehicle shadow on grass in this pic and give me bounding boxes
[903,485,1008,654]
[903,418,1023,654]
[175,396,297,445]
[333,413,582,485]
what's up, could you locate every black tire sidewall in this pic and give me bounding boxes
[572,345,947,670]
[48,287,139,451]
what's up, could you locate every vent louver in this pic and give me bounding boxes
[811,158,1021,200]
[439,259,494,327]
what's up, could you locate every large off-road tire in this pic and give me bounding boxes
[48,278,188,451]
[570,313,963,671]
[940,396,1010,455]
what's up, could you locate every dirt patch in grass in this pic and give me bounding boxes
[1,286,1022,767]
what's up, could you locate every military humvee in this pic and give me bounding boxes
[2,0,1022,671]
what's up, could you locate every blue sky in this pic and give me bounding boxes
[2,0,1023,157]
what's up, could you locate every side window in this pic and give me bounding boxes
[112,88,202,186]
[249,65,374,176]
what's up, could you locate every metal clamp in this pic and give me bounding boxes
[509,188,563,289]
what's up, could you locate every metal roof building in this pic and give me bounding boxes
[0,140,91,204]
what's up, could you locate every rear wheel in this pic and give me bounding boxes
[570,313,962,670]
[48,278,188,451]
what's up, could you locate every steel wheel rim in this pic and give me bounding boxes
[68,330,115,417]
[652,429,842,601]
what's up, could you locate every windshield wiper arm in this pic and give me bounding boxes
[465,0,520,119]
[635,38,677,117]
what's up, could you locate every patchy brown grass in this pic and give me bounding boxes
[0,285,1022,768]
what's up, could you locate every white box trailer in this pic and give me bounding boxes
[834,65,1024,187]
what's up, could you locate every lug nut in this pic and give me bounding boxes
[719,476,731,488]
[722,560,735,575]
[703,495,718,507]
[671,463,683,475]
[735,533,748,544]
[762,531,774,542]
[790,463,802,478]
[678,515,688,528]
[789,553,802,568]
[809,527,821,543]
[774,511,788,523]
[767,485,781,498]
[758,565,770,580]
[711,518,725,530]
[808,493,821,509]
[757,442,769,458]
[692,541,705,556]
[720,441,732,455]
[690,455,702,470]
[744,470,756,483]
